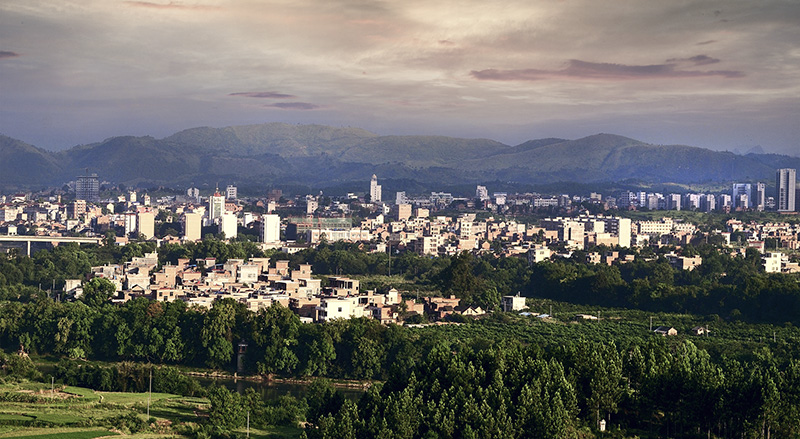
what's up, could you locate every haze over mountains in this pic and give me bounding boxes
[1,123,797,191]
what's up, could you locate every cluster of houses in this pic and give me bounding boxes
[72,254,518,324]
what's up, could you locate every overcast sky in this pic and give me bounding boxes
[1,0,799,155]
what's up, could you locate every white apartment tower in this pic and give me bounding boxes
[476,185,489,201]
[124,213,137,237]
[137,211,155,239]
[369,174,382,203]
[261,214,281,243]
[209,189,226,223]
[776,168,796,212]
[226,185,237,200]
[219,212,238,240]
[183,212,202,241]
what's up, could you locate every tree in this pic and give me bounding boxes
[200,299,237,368]
[250,302,300,375]
[80,278,116,307]
[207,385,245,429]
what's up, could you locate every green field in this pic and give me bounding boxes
[0,427,117,438]
[0,383,198,438]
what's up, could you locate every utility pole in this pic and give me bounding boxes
[247,410,250,438]
[649,316,653,332]
[388,242,391,276]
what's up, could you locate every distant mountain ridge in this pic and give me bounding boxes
[0,123,797,191]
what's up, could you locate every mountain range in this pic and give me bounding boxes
[1,123,797,192]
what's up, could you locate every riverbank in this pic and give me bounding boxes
[183,370,374,390]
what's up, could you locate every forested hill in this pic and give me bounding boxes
[1,123,799,190]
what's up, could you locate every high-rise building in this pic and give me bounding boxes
[219,212,238,240]
[776,168,796,212]
[124,213,137,237]
[226,185,237,200]
[137,211,155,239]
[395,191,407,205]
[732,183,753,209]
[667,193,681,210]
[306,196,318,215]
[209,190,226,223]
[369,174,382,203]
[261,214,281,243]
[683,193,701,210]
[75,173,99,202]
[68,200,87,219]
[700,194,716,212]
[754,183,766,211]
[476,185,489,201]
[645,194,660,210]
[617,191,636,209]
[183,212,202,241]
[187,187,200,202]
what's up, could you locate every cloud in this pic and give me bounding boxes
[696,40,717,46]
[471,59,744,81]
[264,102,320,110]
[123,1,220,11]
[229,92,297,99]
[667,55,720,66]
[0,51,20,59]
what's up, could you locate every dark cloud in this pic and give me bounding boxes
[667,55,720,65]
[265,102,320,110]
[471,59,744,81]
[439,40,455,46]
[697,40,717,45]
[229,91,297,99]
[124,1,220,11]
[0,51,20,59]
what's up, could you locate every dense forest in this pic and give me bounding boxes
[2,240,800,437]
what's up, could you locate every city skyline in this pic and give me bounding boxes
[1,1,799,156]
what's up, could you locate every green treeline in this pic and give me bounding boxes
[303,338,800,439]
[0,296,438,380]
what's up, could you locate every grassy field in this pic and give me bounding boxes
[0,383,198,438]
[0,427,119,438]
[0,382,304,438]
[98,391,177,405]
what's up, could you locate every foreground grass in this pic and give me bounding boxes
[0,383,202,438]
[0,427,117,438]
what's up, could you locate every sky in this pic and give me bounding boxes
[1,0,799,156]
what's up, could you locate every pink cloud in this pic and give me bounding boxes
[124,1,220,11]
[264,102,320,110]
[471,59,744,81]
[230,92,296,99]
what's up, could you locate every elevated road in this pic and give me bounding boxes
[0,235,103,256]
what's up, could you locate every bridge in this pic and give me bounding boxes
[0,235,103,256]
